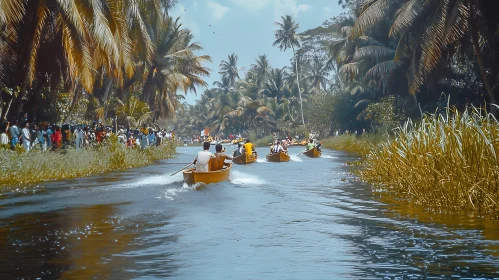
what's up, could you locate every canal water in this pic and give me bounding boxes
[1,146,498,279]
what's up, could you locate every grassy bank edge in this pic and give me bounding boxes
[0,137,176,187]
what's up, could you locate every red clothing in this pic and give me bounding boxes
[51,131,62,147]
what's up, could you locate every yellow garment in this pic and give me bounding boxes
[244,142,253,160]
[140,128,148,135]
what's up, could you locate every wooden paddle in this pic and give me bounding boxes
[170,163,193,176]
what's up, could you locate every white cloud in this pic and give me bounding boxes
[230,0,272,12]
[274,0,311,19]
[207,1,230,21]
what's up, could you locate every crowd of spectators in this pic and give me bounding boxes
[0,119,174,152]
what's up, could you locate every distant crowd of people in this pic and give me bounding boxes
[0,119,174,152]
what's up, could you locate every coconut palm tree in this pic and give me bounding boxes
[273,15,305,126]
[251,55,271,85]
[219,53,240,87]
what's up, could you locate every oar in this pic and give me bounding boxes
[170,163,193,176]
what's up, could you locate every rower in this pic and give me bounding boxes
[244,139,256,160]
[306,139,315,151]
[192,142,215,172]
[212,144,232,171]
[272,141,284,154]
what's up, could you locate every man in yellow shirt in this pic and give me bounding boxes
[244,139,256,161]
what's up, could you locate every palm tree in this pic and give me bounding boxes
[219,53,240,87]
[273,15,305,126]
[142,17,211,120]
[251,55,271,85]
[306,56,333,90]
[352,0,499,113]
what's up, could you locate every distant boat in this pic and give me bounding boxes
[233,153,258,165]
[183,163,232,185]
[304,148,321,158]
[266,152,290,162]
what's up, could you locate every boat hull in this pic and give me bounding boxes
[266,152,290,162]
[233,153,258,164]
[183,163,232,185]
[304,148,321,158]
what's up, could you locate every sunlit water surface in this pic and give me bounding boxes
[1,146,498,279]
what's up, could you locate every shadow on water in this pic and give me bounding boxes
[0,203,180,279]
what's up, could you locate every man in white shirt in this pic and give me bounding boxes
[272,141,284,154]
[21,122,31,152]
[193,142,215,172]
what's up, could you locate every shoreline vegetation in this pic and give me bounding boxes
[0,135,176,187]
[324,107,499,217]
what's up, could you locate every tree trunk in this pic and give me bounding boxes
[470,2,497,115]
[63,84,82,123]
[102,77,113,119]
[292,46,305,127]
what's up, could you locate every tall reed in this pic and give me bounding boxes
[360,107,499,214]
[0,135,176,187]
[323,134,384,157]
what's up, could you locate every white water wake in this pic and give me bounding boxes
[321,155,336,159]
[256,158,268,163]
[230,170,267,186]
[289,155,303,162]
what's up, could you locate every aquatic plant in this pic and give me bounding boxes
[0,136,176,187]
[360,107,499,214]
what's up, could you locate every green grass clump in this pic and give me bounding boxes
[360,107,499,214]
[254,135,274,146]
[0,135,176,187]
[323,134,385,157]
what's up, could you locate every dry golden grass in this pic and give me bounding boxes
[360,107,499,214]
[0,135,176,187]
[323,134,384,157]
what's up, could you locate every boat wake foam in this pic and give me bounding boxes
[256,158,268,163]
[160,183,198,200]
[321,155,336,159]
[115,173,184,189]
[230,170,267,186]
[289,155,303,162]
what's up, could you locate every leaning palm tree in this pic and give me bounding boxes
[273,15,305,126]
[219,53,240,87]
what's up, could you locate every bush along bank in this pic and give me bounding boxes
[325,107,499,216]
[0,135,176,187]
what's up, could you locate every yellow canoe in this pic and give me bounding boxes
[233,153,258,164]
[183,163,232,185]
[266,152,290,162]
[304,148,321,158]
[232,138,243,144]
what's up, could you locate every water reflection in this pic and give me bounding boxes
[0,147,498,279]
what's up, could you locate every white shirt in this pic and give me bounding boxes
[273,145,283,153]
[0,133,8,144]
[22,127,30,141]
[195,150,215,172]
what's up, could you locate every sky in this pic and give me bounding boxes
[169,0,345,104]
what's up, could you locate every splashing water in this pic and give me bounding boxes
[230,170,267,186]
[160,183,198,200]
[321,155,336,159]
[256,158,268,163]
[289,155,303,162]
[116,173,184,189]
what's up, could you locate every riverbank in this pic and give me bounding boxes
[324,108,499,216]
[0,135,176,187]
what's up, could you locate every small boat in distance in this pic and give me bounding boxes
[266,152,290,162]
[183,163,232,185]
[233,154,258,165]
[304,148,321,158]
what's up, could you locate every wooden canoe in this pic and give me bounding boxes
[304,148,321,158]
[233,153,258,165]
[183,163,232,185]
[266,152,290,162]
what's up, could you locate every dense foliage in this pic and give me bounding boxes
[0,0,210,126]
[177,0,499,139]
